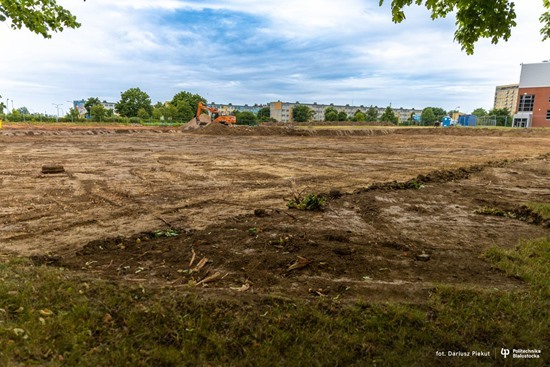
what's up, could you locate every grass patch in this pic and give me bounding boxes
[475,203,550,227]
[287,192,327,211]
[525,202,550,220]
[0,238,548,366]
[152,229,180,238]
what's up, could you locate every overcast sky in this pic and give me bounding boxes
[1,0,549,116]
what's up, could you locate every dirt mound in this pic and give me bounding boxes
[395,127,550,137]
[189,125,550,138]
[190,124,395,137]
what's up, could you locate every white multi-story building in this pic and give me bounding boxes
[269,101,422,123]
[210,103,267,115]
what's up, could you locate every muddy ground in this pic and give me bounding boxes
[1,125,549,302]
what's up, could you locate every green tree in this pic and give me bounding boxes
[163,103,179,120]
[324,107,338,121]
[380,0,550,55]
[488,107,512,126]
[8,109,21,121]
[472,107,488,116]
[84,97,101,116]
[353,110,367,122]
[380,106,398,124]
[337,111,348,121]
[325,111,338,121]
[90,104,106,121]
[421,107,436,125]
[236,111,257,126]
[292,105,315,123]
[152,108,163,120]
[115,88,152,118]
[425,107,447,122]
[366,106,378,122]
[175,103,194,122]
[257,106,271,121]
[0,95,5,114]
[66,107,80,122]
[18,107,30,115]
[171,91,206,119]
[137,108,149,120]
[0,1,81,38]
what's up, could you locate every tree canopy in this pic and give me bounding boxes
[471,107,488,117]
[324,107,338,121]
[421,107,436,125]
[0,95,5,114]
[0,0,82,38]
[90,104,106,121]
[235,111,257,126]
[171,91,206,121]
[353,110,367,122]
[379,0,550,54]
[423,107,447,122]
[292,105,315,123]
[257,107,271,122]
[84,97,101,114]
[380,106,398,124]
[366,106,378,122]
[115,88,152,118]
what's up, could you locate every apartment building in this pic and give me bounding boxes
[493,84,518,113]
[269,101,422,123]
[513,62,550,127]
[210,103,266,115]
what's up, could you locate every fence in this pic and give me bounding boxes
[476,115,510,127]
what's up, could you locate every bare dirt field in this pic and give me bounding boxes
[1,124,549,303]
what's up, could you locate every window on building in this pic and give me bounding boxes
[546,110,550,120]
[518,94,535,112]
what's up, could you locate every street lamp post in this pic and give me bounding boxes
[52,103,63,122]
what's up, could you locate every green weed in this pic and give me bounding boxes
[525,202,550,220]
[287,192,327,211]
[153,229,179,238]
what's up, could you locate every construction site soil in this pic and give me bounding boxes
[1,124,549,303]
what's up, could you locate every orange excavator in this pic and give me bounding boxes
[184,102,237,130]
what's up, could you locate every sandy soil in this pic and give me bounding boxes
[1,125,549,302]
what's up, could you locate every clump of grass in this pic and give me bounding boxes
[525,202,550,220]
[484,237,549,292]
[287,192,327,211]
[153,229,179,238]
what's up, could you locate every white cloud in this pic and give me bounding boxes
[0,0,548,114]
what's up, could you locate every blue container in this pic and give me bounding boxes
[458,115,477,127]
[442,116,451,127]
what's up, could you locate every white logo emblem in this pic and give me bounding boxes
[501,348,510,358]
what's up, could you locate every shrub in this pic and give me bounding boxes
[287,192,327,211]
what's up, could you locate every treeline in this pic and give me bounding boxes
[0,89,273,126]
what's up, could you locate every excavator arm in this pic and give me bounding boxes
[185,101,236,130]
